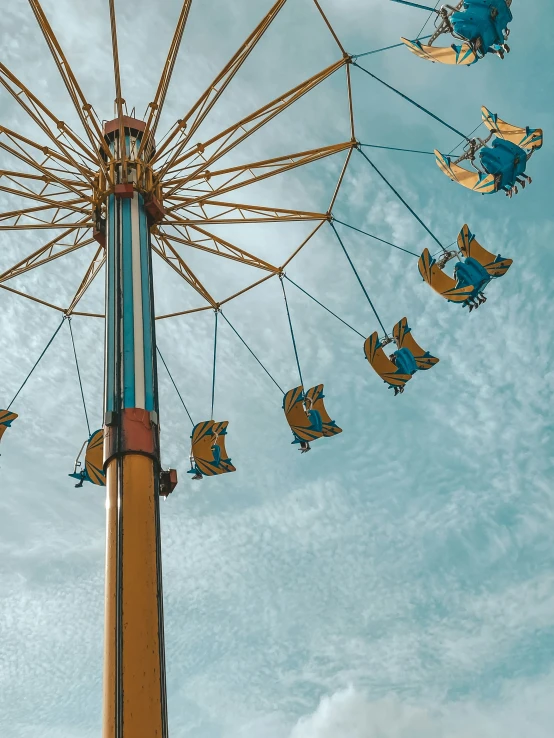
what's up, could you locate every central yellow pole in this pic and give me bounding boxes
[101,117,168,737]
[103,456,166,737]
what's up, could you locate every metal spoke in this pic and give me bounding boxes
[138,0,194,158]
[162,199,328,224]
[66,245,106,314]
[108,0,128,182]
[0,61,100,175]
[159,225,279,272]
[164,141,354,207]
[152,0,288,168]
[152,233,218,307]
[0,224,93,282]
[156,57,347,180]
[27,0,112,168]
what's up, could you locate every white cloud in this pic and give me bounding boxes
[1,1,554,737]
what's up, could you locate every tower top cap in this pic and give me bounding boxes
[103,116,146,136]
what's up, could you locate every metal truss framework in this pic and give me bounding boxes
[0,0,360,322]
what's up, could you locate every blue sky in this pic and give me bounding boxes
[1,1,553,736]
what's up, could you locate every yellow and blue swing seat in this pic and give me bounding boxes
[418,224,513,307]
[364,318,438,393]
[188,420,236,478]
[435,107,543,195]
[0,410,18,445]
[283,385,342,446]
[401,0,512,66]
[451,0,512,57]
[69,429,106,487]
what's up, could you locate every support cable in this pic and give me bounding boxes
[353,62,468,141]
[389,0,439,12]
[7,316,66,410]
[284,276,365,339]
[219,312,284,395]
[330,222,389,337]
[68,317,91,436]
[211,310,218,420]
[448,122,484,156]
[360,143,434,155]
[280,276,304,389]
[415,0,441,39]
[353,34,432,58]
[333,219,419,258]
[156,346,194,426]
[357,147,446,253]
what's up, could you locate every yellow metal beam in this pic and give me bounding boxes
[164,141,354,207]
[0,61,100,175]
[312,0,347,55]
[0,129,95,201]
[281,219,327,268]
[138,0,193,159]
[152,234,218,307]
[152,0,288,168]
[155,305,212,320]
[0,224,93,282]
[157,57,348,179]
[0,169,88,189]
[159,225,279,272]
[0,222,93,231]
[108,0,128,183]
[162,199,328,224]
[0,282,66,312]
[346,63,356,141]
[66,246,105,315]
[27,0,114,169]
[0,199,90,226]
[328,147,353,212]
[219,270,277,306]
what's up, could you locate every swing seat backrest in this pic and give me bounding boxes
[393,318,439,371]
[0,410,18,443]
[364,332,412,388]
[304,384,342,438]
[283,386,324,443]
[211,421,236,474]
[481,107,543,152]
[85,429,106,486]
[418,248,475,303]
[434,150,497,193]
[190,420,236,477]
[457,224,513,277]
[400,37,477,66]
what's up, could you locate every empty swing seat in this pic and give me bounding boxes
[364,332,411,391]
[188,420,236,478]
[393,317,440,371]
[0,410,18,444]
[365,320,438,393]
[283,386,325,445]
[457,223,513,278]
[419,248,476,303]
[304,384,342,438]
[419,225,512,308]
[69,429,106,487]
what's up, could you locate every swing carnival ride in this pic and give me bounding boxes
[392,0,514,66]
[0,0,542,734]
